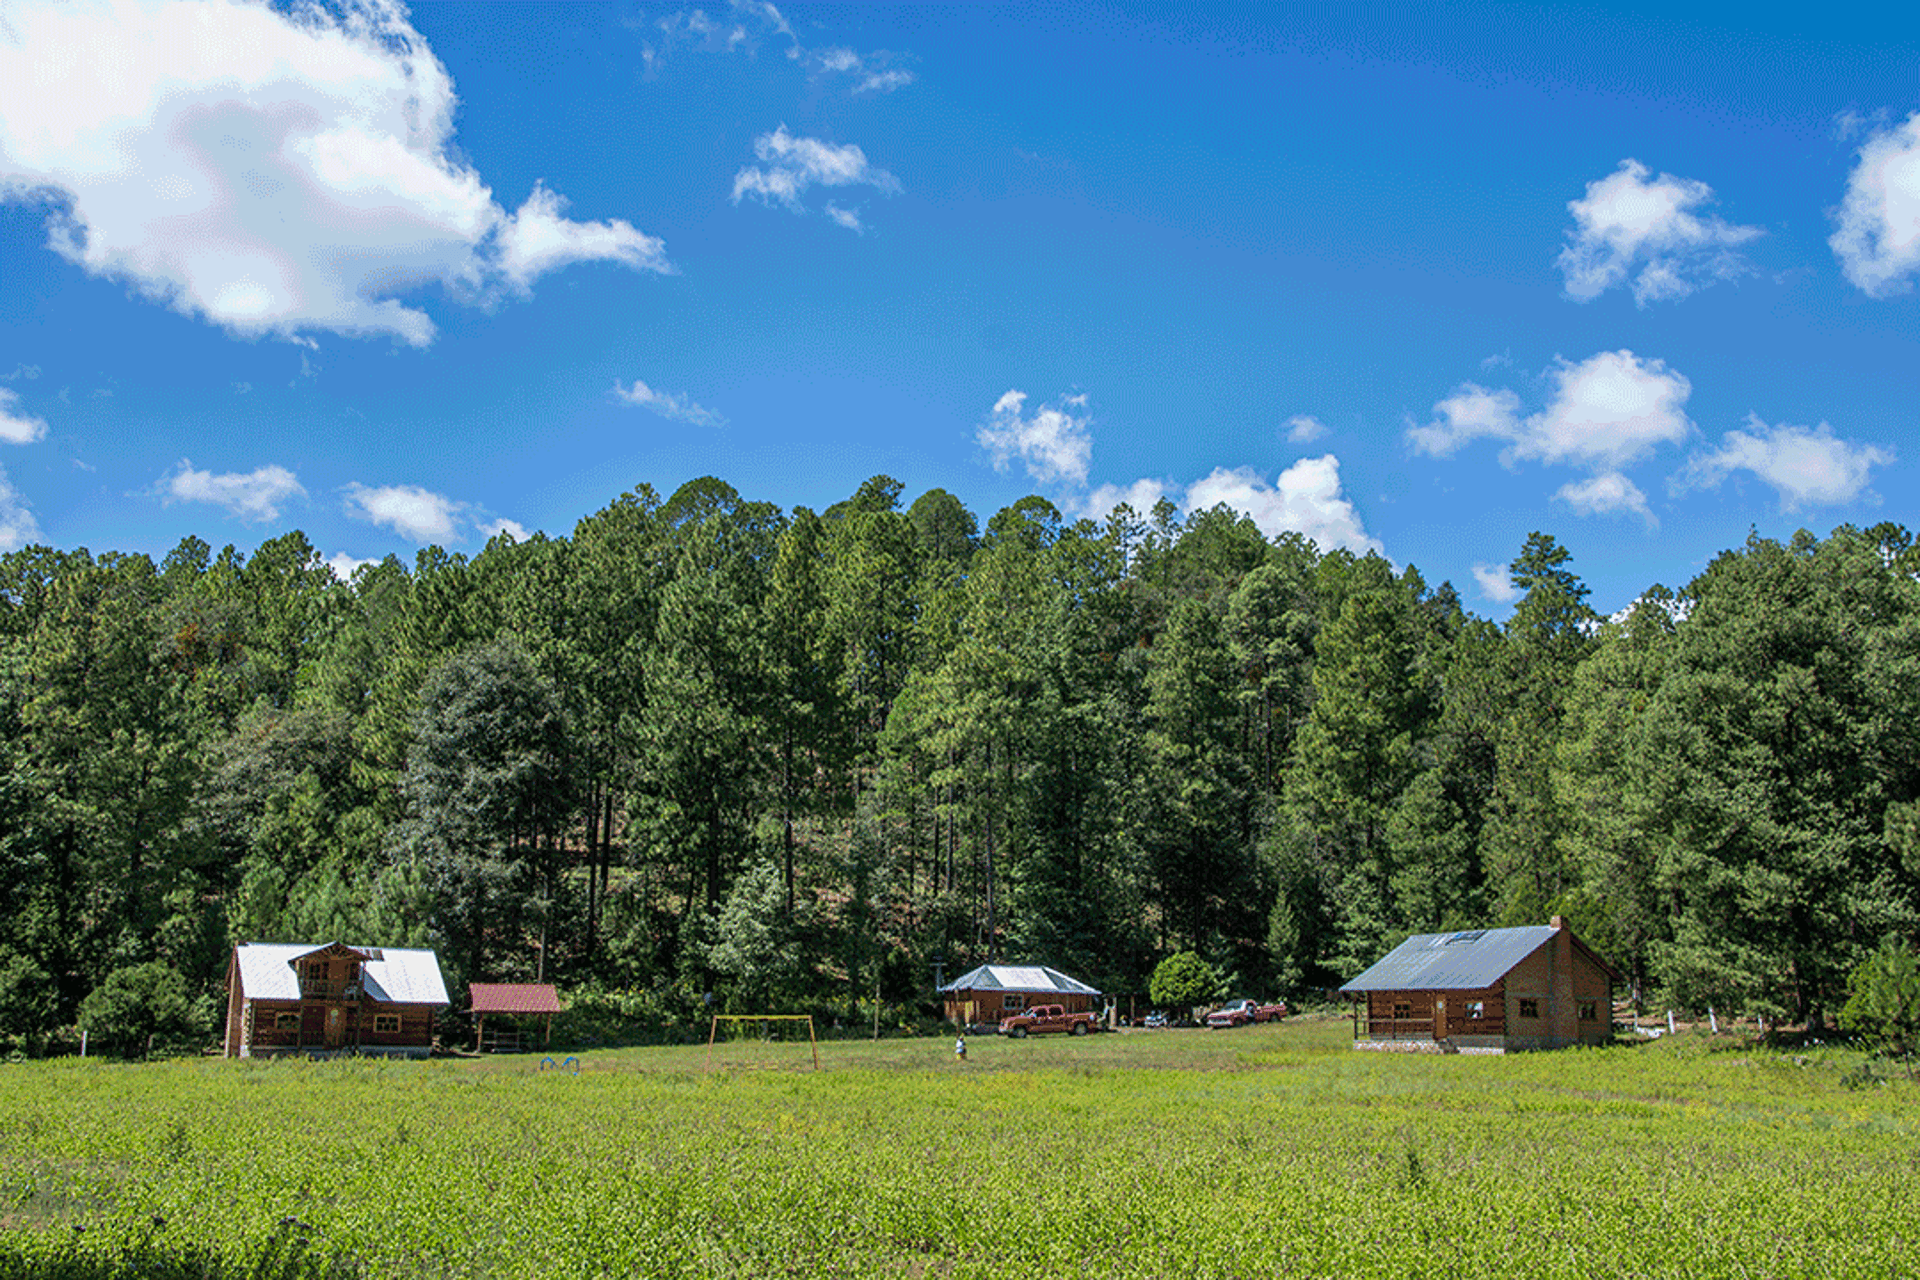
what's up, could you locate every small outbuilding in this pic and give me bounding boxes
[469,983,561,1053]
[1339,915,1619,1053]
[224,941,450,1059]
[937,964,1102,1030]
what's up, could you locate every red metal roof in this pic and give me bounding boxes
[469,983,561,1015]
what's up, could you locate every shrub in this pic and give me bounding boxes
[76,962,200,1058]
[1148,951,1221,1012]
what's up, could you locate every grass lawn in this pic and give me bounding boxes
[1,1017,1914,1278]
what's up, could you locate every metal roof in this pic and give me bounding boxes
[1338,926,1558,993]
[937,964,1102,997]
[469,983,561,1015]
[233,942,451,1007]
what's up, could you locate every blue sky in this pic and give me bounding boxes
[1,1,1916,614]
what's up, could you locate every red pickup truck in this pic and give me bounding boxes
[1204,998,1287,1028]
[998,1004,1098,1038]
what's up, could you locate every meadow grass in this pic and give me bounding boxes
[0,1018,1914,1278]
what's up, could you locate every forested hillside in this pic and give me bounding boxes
[2,473,1915,1043]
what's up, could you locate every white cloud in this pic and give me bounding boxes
[1554,472,1654,525]
[232,381,252,395]
[1831,112,1920,297]
[1677,415,1894,511]
[1525,351,1692,470]
[1186,456,1382,555]
[324,551,379,581]
[1407,384,1524,458]
[1558,159,1763,305]
[732,126,899,227]
[1074,477,1175,522]
[161,459,304,521]
[0,0,669,347]
[483,518,530,543]
[0,388,47,444]
[2,364,40,381]
[977,389,1093,487]
[0,464,39,550]
[611,378,726,428]
[1284,414,1328,444]
[1411,351,1692,472]
[342,482,464,543]
[1472,563,1519,604]
[823,204,865,233]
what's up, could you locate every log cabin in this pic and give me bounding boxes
[1339,916,1620,1053]
[937,964,1102,1030]
[223,941,450,1059]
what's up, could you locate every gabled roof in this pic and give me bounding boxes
[232,942,450,1007]
[470,983,561,1015]
[937,964,1102,997]
[1338,926,1559,993]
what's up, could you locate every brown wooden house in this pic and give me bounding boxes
[223,941,450,1059]
[1339,916,1620,1053]
[937,964,1102,1030]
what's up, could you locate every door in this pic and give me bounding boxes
[326,1006,344,1049]
[1431,995,1448,1041]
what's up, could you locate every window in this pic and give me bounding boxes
[1519,998,1540,1019]
[1391,1001,1412,1020]
[1577,1000,1597,1022]
[374,1014,400,1034]
[275,1012,300,1031]
[1002,994,1025,1010]
[1466,1001,1485,1019]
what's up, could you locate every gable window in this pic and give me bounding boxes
[1519,998,1540,1019]
[373,1013,401,1034]
[275,1012,300,1031]
[1577,1000,1598,1022]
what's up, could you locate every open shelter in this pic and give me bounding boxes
[469,983,561,1052]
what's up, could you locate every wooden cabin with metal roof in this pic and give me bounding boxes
[936,964,1103,1030]
[223,941,450,1059]
[1339,916,1620,1052]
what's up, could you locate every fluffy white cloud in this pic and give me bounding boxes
[1677,415,1894,511]
[483,518,531,543]
[1284,414,1327,444]
[857,69,914,94]
[976,390,1093,487]
[1831,112,1920,297]
[1554,472,1654,525]
[324,551,379,581]
[342,482,464,543]
[732,126,899,227]
[612,378,727,427]
[0,0,669,347]
[824,204,865,233]
[0,464,38,550]
[1406,384,1523,458]
[161,459,304,521]
[1472,563,1519,603]
[1412,351,1692,472]
[1525,351,1693,470]
[1558,159,1762,305]
[0,387,47,444]
[1186,456,1382,555]
[1074,477,1175,522]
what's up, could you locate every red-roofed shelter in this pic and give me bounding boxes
[469,983,561,1053]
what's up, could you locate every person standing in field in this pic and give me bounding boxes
[954,1034,967,1061]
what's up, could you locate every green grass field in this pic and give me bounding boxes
[1,1019,1915,1278]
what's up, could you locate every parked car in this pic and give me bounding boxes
[998,1004,1099,1038]
[1204,998,1287,1028]
[1142,1011,1169,1028]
